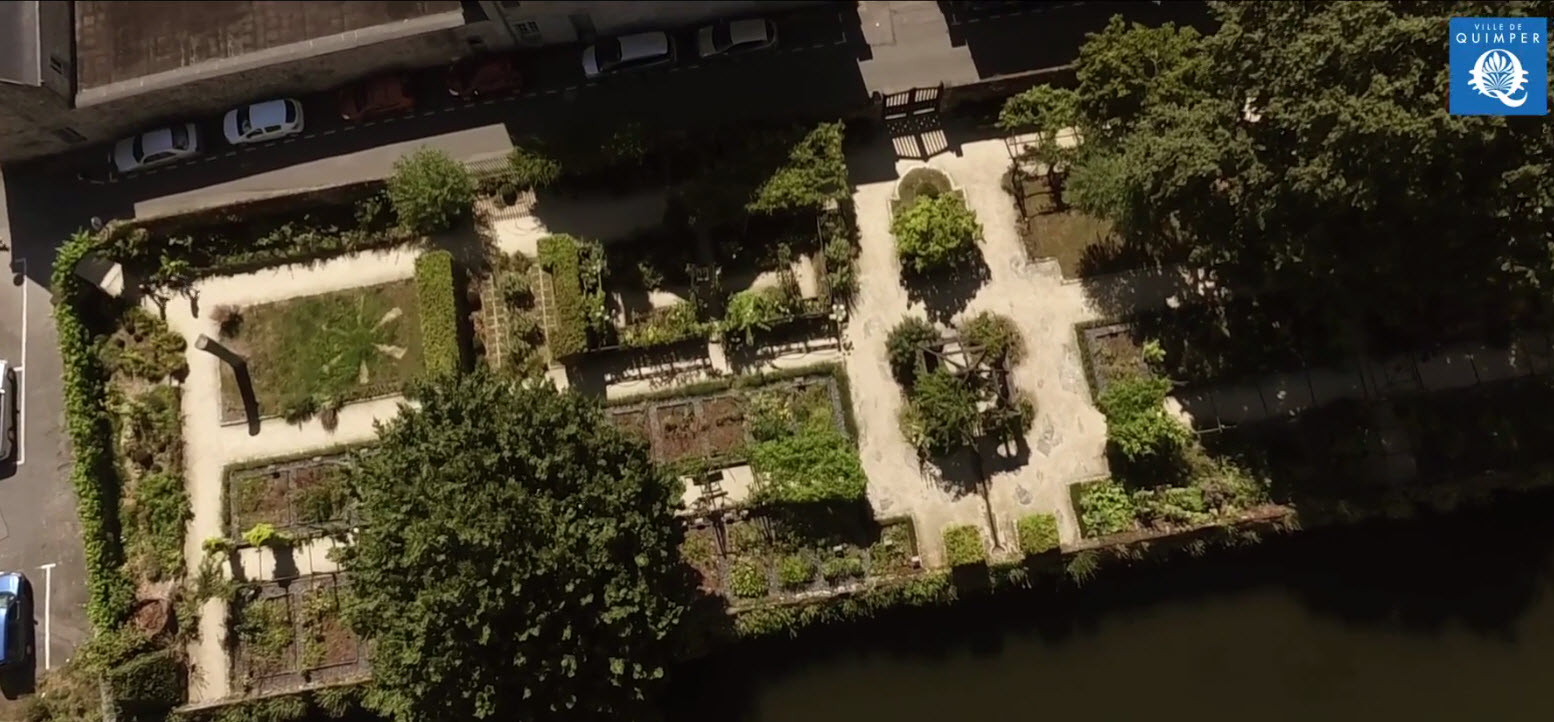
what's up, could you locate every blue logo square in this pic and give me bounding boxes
[1451,17,1547,115]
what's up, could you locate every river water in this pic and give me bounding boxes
[667,491,1554,721]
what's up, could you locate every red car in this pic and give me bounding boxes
[446,56,522,100]
[338,75,415,122]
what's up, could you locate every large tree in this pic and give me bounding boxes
[1070,1,1554,350]
[342,373,689,722]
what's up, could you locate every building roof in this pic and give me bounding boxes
[74,1,464,90]
[0,1,41,86]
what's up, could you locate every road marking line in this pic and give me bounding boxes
[563,84,577,91]
[14,257,24,467]
[223,151,237,158]
[282,137,296,144]
[39,562,53,670]
[442,106,456,113]
[322,128,337,135]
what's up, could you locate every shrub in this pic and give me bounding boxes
[723,288,792,345]
[295,473,350,524]
[886,316,940,383]
[747,122,849,214]
[1016,514,1060,556]
[777,554,816,590]
[211,304,243,339]
[1096,374,1191,462]
[536,235,589,358]
[100,306,188,382]
[415,251,463,375]
[108,648,185,714]
[892,193,981,273]
[242,523,289,549]
[1076,480,1136,537]
[820,555,865,583]
[126,471,191,583]
[387,147,475,234]
[941,525,986,567]
[506,144,562,190]
[620,302,711,349]
[498,270,532,309]
[730,560,769,599]
[960,311,1025,365]
[749,423,867,504]
[53,232,136,631]
[900,369,980,456]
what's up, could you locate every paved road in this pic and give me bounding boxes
[0,173,90,700]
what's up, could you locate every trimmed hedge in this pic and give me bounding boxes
[1017,514,1060,556]
[414,250,462,375]
[53,232,135,631]
[108,648,186,714]
[537,234,589,358]
[942,524,987,568]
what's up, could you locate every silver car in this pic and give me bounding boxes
[696,18,778,58]
[582,32,675,78]
[111,124,200,174]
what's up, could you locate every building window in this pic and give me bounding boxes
[515,20,540,37]
[49,55,65,74]
[52,127,86,144]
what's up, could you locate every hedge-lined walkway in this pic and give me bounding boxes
[161,244,429,704]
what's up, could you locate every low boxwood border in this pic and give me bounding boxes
[537,234,588,358]
[604,361,859,441]
[54,231,135,630]
[414,250,463,375]
[171,681,368,722]
[220,442,378,544]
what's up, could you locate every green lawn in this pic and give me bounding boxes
[219,281,423,422]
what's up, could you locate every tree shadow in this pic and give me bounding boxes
[903,253,991,324]
[923,446,984,500]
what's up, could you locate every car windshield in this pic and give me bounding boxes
[236,107,253,136]
[713,24,734,52]
[170,125,190,149]
[131,135,145,160]
[596,38,622,66]
[0,594,13,614]
[284,102,297,125]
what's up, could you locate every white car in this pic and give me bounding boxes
[223,98,305,145]
[111,124,199,174]
[696,18,777,58]
[0,360,14,461]
[582,32,675,78]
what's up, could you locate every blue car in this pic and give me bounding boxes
[0,573,32,669]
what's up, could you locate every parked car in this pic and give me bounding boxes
[582,32,674,78]
[0,360,12,461]
[338,74,415,122]
[222,98,305,145]
[110,124,199,174]
[447,55,522,99]
[0,572,32,670]
[696,18,778,58]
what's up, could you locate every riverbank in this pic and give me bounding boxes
[669,486,1554,721]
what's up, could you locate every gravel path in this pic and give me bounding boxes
[162,245,422,704]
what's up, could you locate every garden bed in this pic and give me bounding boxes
[680,515,919,604]
[232,574,367,696]
[225,452,358,539]
[217,280,424,423]
[609,373,847,468]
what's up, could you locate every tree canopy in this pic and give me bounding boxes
[1070,1,1554,350]
[387,147,475,234]
[892,193,982,273]
[342,373,689,722]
